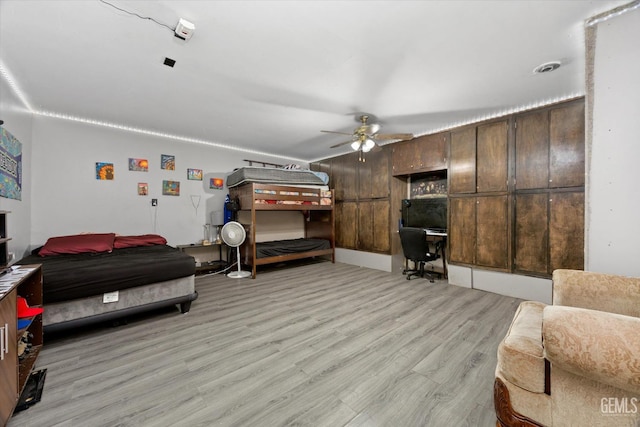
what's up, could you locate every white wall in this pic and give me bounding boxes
[30,116,302,247]
[586,8,640,276]
[0,77,33,260]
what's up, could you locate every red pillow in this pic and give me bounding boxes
[39,233,116,257]
[113,234,167,249]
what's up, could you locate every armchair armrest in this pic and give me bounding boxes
[543,305,640,394]
[552,269,640,317]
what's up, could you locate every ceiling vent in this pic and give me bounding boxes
[533,61,561,74]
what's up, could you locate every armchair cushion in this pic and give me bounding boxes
[543,305,640,394]
[497,301,547,393]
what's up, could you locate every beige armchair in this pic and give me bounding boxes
[495,269,640,426]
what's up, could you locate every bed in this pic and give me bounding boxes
[227,167,334,278]
[17,233,197,333]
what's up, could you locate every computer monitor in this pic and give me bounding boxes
[401,198,447,231]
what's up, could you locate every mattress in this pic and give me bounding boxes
[17,245,196,303]
[256,238,331,258]
[227,167,328,188]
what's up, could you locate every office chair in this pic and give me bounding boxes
[399,227,442,282]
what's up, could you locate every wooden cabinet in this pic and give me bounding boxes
[449,195,509,270]
[316,148,392,254]
[0,265,43,425]
[392,132,448,176]
[450,120,508,194]
[515,101,585,190]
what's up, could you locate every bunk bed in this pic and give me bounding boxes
[228,167,334,278]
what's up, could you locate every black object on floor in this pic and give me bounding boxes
[15,369,47,412]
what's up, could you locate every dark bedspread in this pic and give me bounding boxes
[17,245,195,303]
[256,238,331,258]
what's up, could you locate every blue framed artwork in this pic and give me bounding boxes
[0,127,22,200]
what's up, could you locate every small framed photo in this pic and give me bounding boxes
[129,158,149,172]
[138,183,148,195]
[96,162,114,180]
[210,177,224,190]
[161,154,175,170]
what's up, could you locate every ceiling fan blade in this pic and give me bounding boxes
[330,140,356,149]
[373,133,414,141]
[321,130,353,136]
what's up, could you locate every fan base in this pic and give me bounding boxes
[227,270,251,279]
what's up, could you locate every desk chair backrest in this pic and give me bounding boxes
[399,227,440,262]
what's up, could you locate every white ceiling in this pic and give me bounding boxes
[0,0,630,163]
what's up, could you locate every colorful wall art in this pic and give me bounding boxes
[129,158,149,172]
[96,162,114,180]
[0,127,22,200]
[138,183,148,195]
[209,177,224,190]
[187,168,203,181]
[161,154,175,170]
[162,180,180,196]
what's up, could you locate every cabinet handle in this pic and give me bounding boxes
[0,323,6,360]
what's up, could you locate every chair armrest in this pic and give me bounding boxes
[552,269,640,317]
[543,305,640,394]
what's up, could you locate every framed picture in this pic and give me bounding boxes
[96,162,114,180]
[138,183,148,195]
[187,168,203,181]
[209,177,224,190]
[162,180,180,196]
[0,127,22,200]
[129,158,148,172]
[161,154,175,170]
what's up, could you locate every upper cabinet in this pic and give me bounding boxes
[392,132,448,176]
[515,101,585,190]
[449,119,509,194]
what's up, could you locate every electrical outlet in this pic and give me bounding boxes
[151,199,158,206]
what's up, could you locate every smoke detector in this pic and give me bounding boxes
[533,61,561,74]
[175,18,195,41]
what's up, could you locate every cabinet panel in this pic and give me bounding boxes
[449,197,476,264]
[0,293,18,424]
[476,195,509,269]
[550,102,585,188]
[332,153,358,201]
[550,192,584,271]
[416,133,447,171]
[449,127,477,194]
[477,120,508,192]
[515,111,548,190]
[514,193,549,274]
[358,200,391,253]
[359,148,390,199]
[336,202,358,249]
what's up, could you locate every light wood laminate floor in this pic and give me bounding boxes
[9,261,521,427]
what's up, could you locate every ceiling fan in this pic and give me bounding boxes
[321,115,414,152]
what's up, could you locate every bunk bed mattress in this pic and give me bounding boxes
[227,167,327,187]
[256,238,331,258]
[18,245,196,303]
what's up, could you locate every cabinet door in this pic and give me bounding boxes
[550,102,585,188]
[449,197,476,264]
[332,153,358,201]
[514,193,549,274]
[515,111,549,190]
[550,191,584,271]
[335,201,358,249]
[476,195,509,269]
[449,127,476,194]
[391,140,416,176]
[415,133,448,172]
[0,292,17,425]
[359,148,390,199]
[477,120,508,192]
[359,200,391,253]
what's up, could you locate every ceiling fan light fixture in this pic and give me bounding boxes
[363,138,376,152]
[351,141,361,151]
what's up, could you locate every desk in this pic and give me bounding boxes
[176,242,227,275]
[425,229,447,279]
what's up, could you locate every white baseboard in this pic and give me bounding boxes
[335,248,392,272]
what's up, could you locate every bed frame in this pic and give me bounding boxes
[229,183,335,278]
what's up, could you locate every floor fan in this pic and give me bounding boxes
[221,221,251,278]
